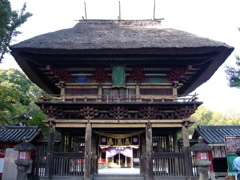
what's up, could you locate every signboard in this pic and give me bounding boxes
[225,136,240,154]
[112,66,125,87]
[226,154,237,176]
[2,148,18,180]
[225,136,240,176]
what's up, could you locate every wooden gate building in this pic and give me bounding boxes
[11,20,233,180]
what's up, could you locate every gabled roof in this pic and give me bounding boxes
[0,126,43,143]
[192,125,240,144]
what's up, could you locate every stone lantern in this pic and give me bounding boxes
[14,138,37,180]
[191,136,212,180]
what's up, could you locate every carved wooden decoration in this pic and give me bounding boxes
[175,106,196,119]
[166,67,188,83]
[158,112,176,119]
[130,67,145,83]
[109,106,128,120]
[92,67,108,83]
[41,105,63,119]
[50,66,71,82]
[139,106,158,119]
[80,106,98,120]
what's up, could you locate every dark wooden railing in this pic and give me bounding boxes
[52,152,84,177]
[40,94,198,103]
[153,152,186,177]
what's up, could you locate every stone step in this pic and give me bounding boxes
[93,175,144,180]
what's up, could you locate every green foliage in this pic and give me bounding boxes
[226,55,240,88]
[0,83,28,125]
[225,28,240,88]
[23,111,49,136]
[0,69,48,131]
[189,106,240,135]
[0,0,32,62]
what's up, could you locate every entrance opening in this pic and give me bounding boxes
[96,130,142,175]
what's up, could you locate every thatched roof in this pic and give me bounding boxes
[12,20,232,51]
[10,20,234,95]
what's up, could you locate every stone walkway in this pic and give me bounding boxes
[98,167,140,175]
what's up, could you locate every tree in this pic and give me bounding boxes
[226,55,240,88]
[189,106,240,135]
[0,0,32,62]
[0,68,46,125]
[226,28,240,87]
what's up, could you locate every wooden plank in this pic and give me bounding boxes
[56,124,86,128]
[149,120,183,123]
[152,124,182,127]
[92,124,146,128]
[153,152,184,158]
[53,152,84,158]
[60,82,183,86]
[89,120,119,123]
[145,123,153,180]
[54,120,88,123]
[84,123,92,180]
[119,120,148,123]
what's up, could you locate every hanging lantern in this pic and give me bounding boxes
[117,139,123,146]
[107,138,114,145]
[125,138,131,146]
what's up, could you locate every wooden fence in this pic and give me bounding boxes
[153,152,186,177]
[51,152,84,177]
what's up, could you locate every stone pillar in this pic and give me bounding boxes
[191,136,212,180]
[195,160,211,180]
[14,139,37,180]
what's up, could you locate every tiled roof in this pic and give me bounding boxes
[193,125,240,144]
[0,126,42,143]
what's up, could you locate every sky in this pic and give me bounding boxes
[2,0,240,114]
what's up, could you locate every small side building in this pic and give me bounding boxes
[0,126,43,177]
[192,125,240,177]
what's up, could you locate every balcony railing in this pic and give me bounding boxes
[40,94,198,103]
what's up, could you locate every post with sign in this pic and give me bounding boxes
[225,136,240,177]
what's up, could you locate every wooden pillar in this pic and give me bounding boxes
[91,133,98,174]
[59,130,65,152]
[98,84,102,102]
[140,133,146,175]
[45,121,55,178]
[166,135,170,152]
[145,123,153,180]
[173,86,178,102]
[136,84,141,102]
[182,121,193,178]
[60,83,65,101]
[173,132,179,152]
[84,123,92,180]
